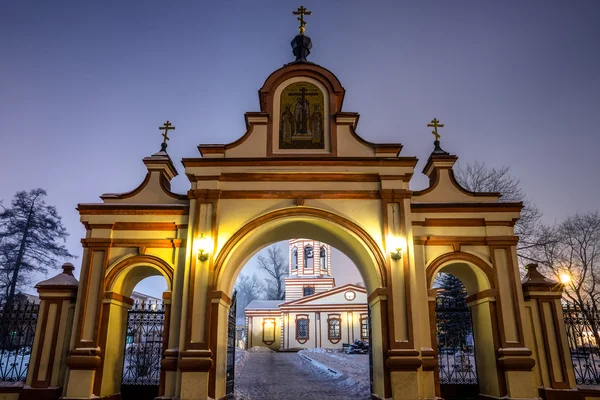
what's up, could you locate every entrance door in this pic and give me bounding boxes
[226,292,237,398]
[436,296,479,400]
[121,301,164,400]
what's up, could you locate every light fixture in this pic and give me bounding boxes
[196,234,210,262]
[559,272,572,285]
[388,235,406,261]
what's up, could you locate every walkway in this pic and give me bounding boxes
[234,351,370,400]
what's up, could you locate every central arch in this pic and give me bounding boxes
[213,206,387,295]
[210,206,390,399]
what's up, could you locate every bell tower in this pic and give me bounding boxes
[284,239,335,301]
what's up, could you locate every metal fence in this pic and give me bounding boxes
[121,300,164,387]
[0,301,40,382]
[436,296,478,385]
[563,302,600,385]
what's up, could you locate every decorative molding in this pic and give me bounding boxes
[182,157,418,168]
[411,202,523,213]
[81,238,185,249]
[77,204,189,215]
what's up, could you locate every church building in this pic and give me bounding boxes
[245,239,368,350]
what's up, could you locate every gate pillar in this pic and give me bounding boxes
[94,291,133,397]
[21,263,78,400]
[178,350,212,400]
[522,264,578,399]
[208,291,232,400]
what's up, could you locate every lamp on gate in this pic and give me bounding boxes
[388,236,406,261]
[195,234,211,262]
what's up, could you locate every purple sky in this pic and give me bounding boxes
[1,1,599,295]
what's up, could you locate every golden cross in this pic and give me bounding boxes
[293,6,312,35]
[427,118,444,141]
[159,121,175,144]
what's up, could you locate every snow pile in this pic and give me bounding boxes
[298,349,370,396]
[235,348,249,368]
[247,346,275,353]
[304,347,340,354]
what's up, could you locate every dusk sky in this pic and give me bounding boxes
[1,1,599,295]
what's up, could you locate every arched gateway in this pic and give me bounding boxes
[48,14,579,400]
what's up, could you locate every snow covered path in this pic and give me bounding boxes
[234,351,370,400]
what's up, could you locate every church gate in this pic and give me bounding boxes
[435,294,479,400]
[120,300,165,400]
[50,7,582,400]
[225,292,237,397]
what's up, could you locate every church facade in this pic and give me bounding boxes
[19,9,585,400]
[245,239,368,351]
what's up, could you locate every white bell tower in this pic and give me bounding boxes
[284,239,335,301]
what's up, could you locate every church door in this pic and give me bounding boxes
[436,296,479,400]
[226,292,237,398]
[120,301,164,400]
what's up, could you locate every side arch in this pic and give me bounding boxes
[104,254,174,296]
[426,251,495,295]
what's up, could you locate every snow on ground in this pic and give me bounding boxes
[233,350,369,399]
[299,349,370,395]
[247,346,275,353]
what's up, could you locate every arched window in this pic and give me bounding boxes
[304,245,313,268]
[320,247,327,270]
[292,248,298,270]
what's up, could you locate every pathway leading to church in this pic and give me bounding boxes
[234,351,370,400]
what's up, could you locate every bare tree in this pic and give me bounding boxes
[526,213,600,344]
[257,246,288,300]
[455,161,542,259]
[234,273,264,319]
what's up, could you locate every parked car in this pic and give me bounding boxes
[346,339,369,354]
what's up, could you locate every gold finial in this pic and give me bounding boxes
[159,121,176,151]
[293,6,312,35]
[427,118,444,141]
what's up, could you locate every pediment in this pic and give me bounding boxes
[100,151,187,205]
[280,284,367,308]
[412,155,500,203]
[197,63,402,159]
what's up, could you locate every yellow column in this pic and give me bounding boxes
[22,263,78,400]
[522,264,577,399]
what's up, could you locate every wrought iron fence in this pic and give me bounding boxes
[435,296,478,385]
[121,301,164,386]
[563,301,600,385]
[0,300,40,382]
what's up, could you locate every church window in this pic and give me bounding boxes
[328,315,341,343]
[303,286,315,296]
[296,317,309,341]
[320,247,327,270]
[361,314,369,340]
[292,247,298,270]
[262,318,276,345]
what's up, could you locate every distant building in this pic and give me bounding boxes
[245,239,368,351]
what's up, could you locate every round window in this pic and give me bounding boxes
[344,291,356,301]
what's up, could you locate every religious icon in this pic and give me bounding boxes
[279,82,325,149]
